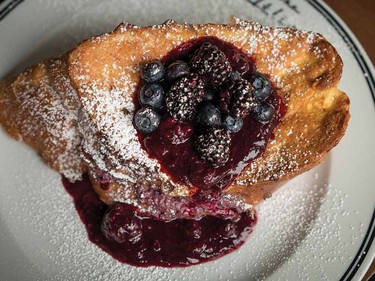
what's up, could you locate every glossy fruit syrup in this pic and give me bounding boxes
[62,175,256,267]
[138,36,285,193]
[62,36,284,267]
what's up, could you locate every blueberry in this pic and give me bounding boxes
[141,61,165,83]
[166,60,190,81]
[197,103,221,127]
[253,103,275,123]
[203,90,215,102]
[134,107,161,133]
[223,115,243,133]
[139,83,164,109]
[251,72,272,101]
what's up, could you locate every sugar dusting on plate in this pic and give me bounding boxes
[1,0,362,280]
[0,156,364,280]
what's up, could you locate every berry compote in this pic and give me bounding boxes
[62,36,285,268]
[62,175,257,267]
[137,36,285,193]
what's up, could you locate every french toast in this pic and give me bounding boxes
[0,18,350,219]
[67,18,349,210]
[0,57,85,180]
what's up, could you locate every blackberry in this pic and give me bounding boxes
[228,78,257,118]
[191,42,232,87]
[219,89,231,114]
[166,73,205,122]
[231,52,251,75]
[202,90,215,102]
[229,71,241,81]
[195,128,230,168]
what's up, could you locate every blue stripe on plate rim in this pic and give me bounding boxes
[0,0,373,279]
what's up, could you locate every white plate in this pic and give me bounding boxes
[0,0,374,280]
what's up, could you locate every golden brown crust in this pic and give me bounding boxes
[67,19,349,204]
[226,21,350,203]
[0,19,350,206]
[0,58,85,180]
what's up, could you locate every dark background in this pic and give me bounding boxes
[325,0,375,64]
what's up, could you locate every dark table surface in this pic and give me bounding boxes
[325,0,374,64]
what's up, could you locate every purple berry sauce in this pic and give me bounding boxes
[138,36,285,194]
[61,36,286,268]
[62,175,256,267]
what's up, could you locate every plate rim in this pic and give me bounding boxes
[304,1,375,280]
[0,0,374,280]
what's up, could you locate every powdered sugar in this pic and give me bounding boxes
[78,80,162,183]
[68,17,325,194]
[0,0,365,279]
[0,154,363,280]
[0,15,336,221]
[0,58,84,181]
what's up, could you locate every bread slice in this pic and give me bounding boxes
[0,18,350,209]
